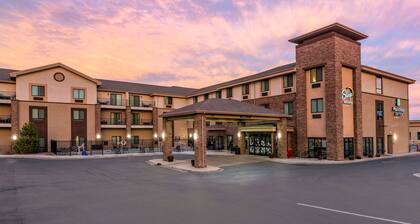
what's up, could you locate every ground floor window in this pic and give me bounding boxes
[376,137,384,155]
[112,136,122,146]
[343,138,354,158]
[132,136,140,145]
[308,138,326,159]
[363,137,374,157]
[249,134,272,156]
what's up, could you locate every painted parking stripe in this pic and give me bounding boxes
[297,203,411,224]
[413,173,420,178]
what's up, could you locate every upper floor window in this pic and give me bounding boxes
[261,79,269,92]
[226,87,233,98]
[72,109,85,120]
[283,74,294,88]
[129,95,140,107]
[31,85,45,97]
[215,91,222,99]
[311,98,324,113]
[310,67,323,83]
[284,101,294,115]
[376,76,383,94]
[31,108,45,119]
[204,94,209,100]
[242,84,249,95]
[110,93,122,106]
[417,132,420,140]
[193,96,198,103]
[376,101,384,120]
[131,112,140,125]
[73,88,85,100]
[164,96,173,105]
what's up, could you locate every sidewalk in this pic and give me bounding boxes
[147,159,223,173]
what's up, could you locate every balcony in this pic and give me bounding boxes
[130,100,155,110]
[131,119,153,128]
[98,98,155,110]
[100,118,126,128]
[0,91,16,104]
[0,115,11,127]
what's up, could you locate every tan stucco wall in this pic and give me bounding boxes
[0,105,11,115]
[18,101,96,150]
[16,67,97,104]
[0,128,11,153]
[174,120,189,139]
[342,67,354,138]
[0,83,16,92]
[362,93,409,154]
[361,72,408,99]
[131,129,153,139]
[306,70,326,137]
[409,126,420,141]
[101,129,127,141]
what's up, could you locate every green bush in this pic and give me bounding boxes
[13,123,39,154]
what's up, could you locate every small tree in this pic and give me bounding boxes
[14,122,39,154]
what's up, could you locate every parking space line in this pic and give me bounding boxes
[297,203,411,224]
[413,173,420,178]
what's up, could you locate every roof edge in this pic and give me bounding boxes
[361,65,416,84]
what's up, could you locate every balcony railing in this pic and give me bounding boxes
[0,115,11,124]
[0,91,16,100]
[97,98,155,107]
[101,118,126,125]
[130,100,155,108]
[132,119,153,126]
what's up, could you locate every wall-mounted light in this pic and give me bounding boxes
[11,134,17,141]
[393,134,397,141]
[193,132,198,140]
[153,133,158,139]
[96,133,101,140]
[127,134,131,139]
[277,132,282,139]
[161,132,165,140]
[237,131,241,138]
[189,133,193,138]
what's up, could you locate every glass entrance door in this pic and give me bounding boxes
[248,134,272,156]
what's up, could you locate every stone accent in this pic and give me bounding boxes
[94,104,101,137]
[162,118,173,161]
[152,107,159,147]
[125,106,132,148]
[193,114,207,168]
[277,118,288,158]
[295,32,362,160]
[237,122,246,154]
[11,100,19,136]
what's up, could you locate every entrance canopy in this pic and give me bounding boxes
[161,99,290,168]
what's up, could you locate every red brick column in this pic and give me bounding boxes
[277,118,288,158]
[126,106,132,148]
[162,118,173,161]
[193,114,207,168]
[95,104,101,139]
[11,100,19,136]
[237,122,246,154]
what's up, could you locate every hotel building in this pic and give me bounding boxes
[0,23,415,160]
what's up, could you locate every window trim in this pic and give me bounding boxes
[164,96,173,105]
[110,93,123,106]
[284,101,294,115]
[376,76,383,94]
[72,87,86,102]
[31,84,46,97]
[261,79,270,93]
[311,98,324,113]
[283,74,294,88]
[242,84,249,96]
[215,91,222,99]
[310,67,323,83]
[226,87,233,98]
[72,109,86,120]
[193,96,198,103]
[129,95,140,107]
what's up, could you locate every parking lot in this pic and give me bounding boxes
[1,154,420,224]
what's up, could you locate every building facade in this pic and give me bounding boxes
[0,23,415,160]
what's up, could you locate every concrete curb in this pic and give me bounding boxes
[147,159,223,173]
[268,152,420,165]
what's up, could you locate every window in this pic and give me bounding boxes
[132,113,140,125]
[164,96,173,105]
[110,93,122,106]
[226,87,233,98]
[193,96,198,103]
[132,136,140,145]
[111,136,122,145]
[31,85,45,97]
[72,110,85,120]
[73,89,85,100]
[129,95,140,107]
[261,79,269,92]
[363,137,374,157]
[417,132,420,140]
[311,98,323,113]
[310,67,323,83]
[204,94,209,100]
[344,138,354,158]
[376,137,384,155]
[242,84,249,95]
[308,138,327,159]
[31,108,45,119]
[261,103,270,109]
[376,76,383,94]
[215,91,222,99]
[110,112,122,125]
[283,74,294,88]
[284,102,293,115]
[376,101,384,120]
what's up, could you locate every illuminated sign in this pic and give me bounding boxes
[341,87,353,105]
[392,98,404,117]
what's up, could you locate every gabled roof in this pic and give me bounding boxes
[161,98,289,118]
[361,65,416,84]
[9,63,101,85]
[188,63,295,97]
[98,79,197,97]
[0,68,17,83]
[289,23,368,44]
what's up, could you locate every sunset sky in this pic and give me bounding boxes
[0,0,419,118]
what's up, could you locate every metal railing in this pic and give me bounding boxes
[0,115,11,124]
[132,119,153,125]
[97,98,127,106]
[129,100,155,108]
[0,91,16,100]
[100,118,126,125]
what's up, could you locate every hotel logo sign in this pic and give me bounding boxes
[392,98,404,117]
[341,87,353,105]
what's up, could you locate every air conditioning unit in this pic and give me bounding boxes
[284,88,292,93]
[75,99,84,103]
[33,97,44,101]
[261,92,268,97]
[312,114,322,119]
[242,95,248,100]
[312,83,321,88]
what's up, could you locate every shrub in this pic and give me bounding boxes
[13,123,39,154]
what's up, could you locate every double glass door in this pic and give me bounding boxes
[248,134,272,156]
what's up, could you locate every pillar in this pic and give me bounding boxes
[277,118,288,158]
[162,118,173,161]
[238,122,246,154]
[193,114,207,168]
[94,104,101,142]
[126,106,132,148]
[11,100,19,153]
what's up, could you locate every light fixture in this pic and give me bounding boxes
[11,134,17,141]
[193,132,198,140]
[277,132,282,139]
[161,132,165,140]
[189,133,193,138]
[153,133,158,139]
[96,133,101,139]
[393,134,397,141]
[237,131,241,138]
[127,134,131,139]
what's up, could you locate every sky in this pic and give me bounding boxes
[0,0,420,118]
